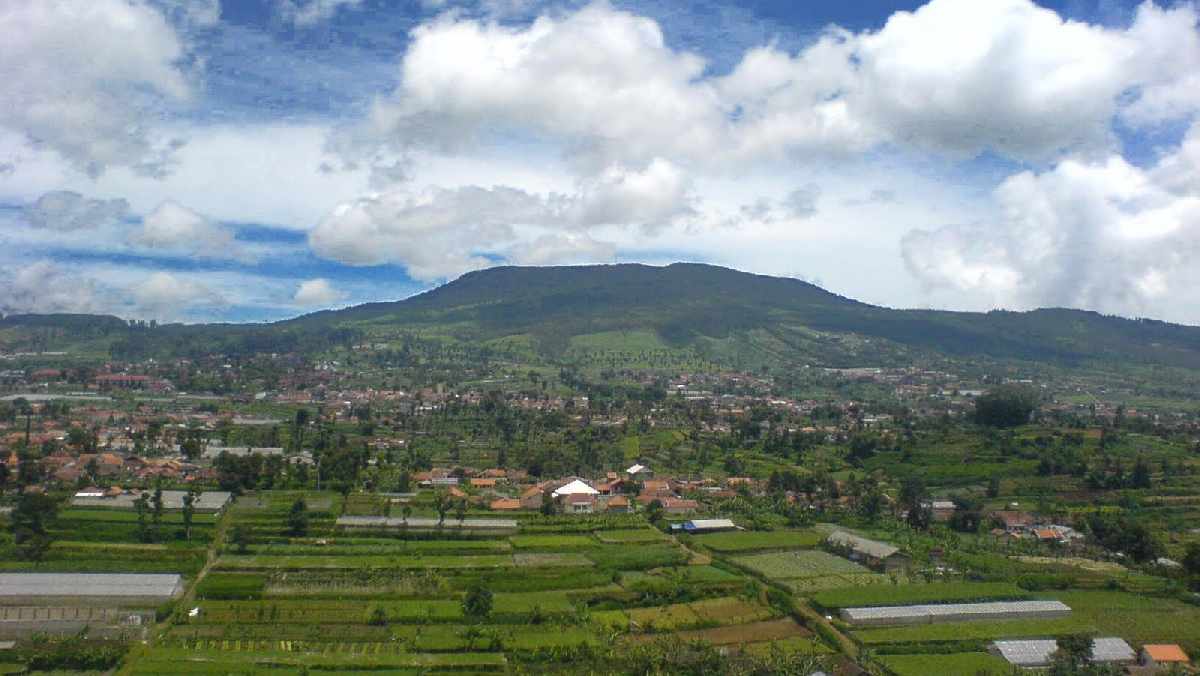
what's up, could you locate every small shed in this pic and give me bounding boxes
[827,530,910,572]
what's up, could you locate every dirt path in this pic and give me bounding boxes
[117,493,240,675]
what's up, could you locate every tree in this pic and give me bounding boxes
[1049,634,1093,675]
[286,498,308,537]
[401,503,412,524]
[181,485,199,541]
[899,477,930,530]
[1131,457,1152,489]
[974,385,1038,427]
[645,498,664,525]
[134,492,151,543]
[1183,542,1200,576]
[151,485,165,540]
[230,525,250,554]
[433,491,449,525]
[454,498,468,525]
[462,584,493,620]
[539,491,557,516]
[12,492,57,561]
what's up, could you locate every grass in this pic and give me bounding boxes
[594,529,667,544]
[214,554,514,570]
[852,617,1095,645]
[694,530,823,553]
[812,582,1030,610]
[878,652,1013,676]
[508,534,596,549]
[733,550,868,580]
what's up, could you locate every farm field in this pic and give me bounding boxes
[878,652,1012,676]
[811,582,1030,610]
[109,490,842,673]
[692,529,823,553]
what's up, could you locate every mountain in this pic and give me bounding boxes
[4,262,1200,370]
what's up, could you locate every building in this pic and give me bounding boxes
[551,479,599,498]
[991,638,1135,668]
[826,530,911,573]
[680,518,736,534]
[604,495,631,513]
[625,463,653,480]
[0,573,183,604]
[843,600,1071,627]
[564,493,596,514]
[927,500,957,522]
[489,498,521,511]
[1140,644,1190,669]
[660,497,699,514]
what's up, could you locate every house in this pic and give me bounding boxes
[827,530,911,573]
[604,495,631,513]
[489,498,521,511]
[551,479,599,498]
[640,480,672,497]
[660,498,699,514]
[519,485,545,510]
[991,510,1035,533]
[625,463,653,480]
[927,500,957,522]
[469,478,497,490]
[1140,644,1190,669]
[564,493,595,514]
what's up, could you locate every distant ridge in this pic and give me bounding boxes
[4,263,1200,369]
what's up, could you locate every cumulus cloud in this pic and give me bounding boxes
[277,0,364,26]
[337,2,725,173]
[24,191,130,231]
[293,278,347,306]
[0,0,194,177]
[902,122,1200,319]
[309,157,691,279]
[340,0,1200,174]
[132,200,246,260]
[0,261,105,316]
[132,272,225,319]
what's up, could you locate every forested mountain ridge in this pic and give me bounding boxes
[3,263,1200,369]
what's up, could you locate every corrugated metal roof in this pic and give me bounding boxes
[686,519,736,530]
[827,530,900,559]
[993,638,1134,666]
[844,600,1070,623]
[0,573,182,598]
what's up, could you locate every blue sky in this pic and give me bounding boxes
[1,0,1198,324]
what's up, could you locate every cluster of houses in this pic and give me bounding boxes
[989,509,1084,544]
[408,463,707,516]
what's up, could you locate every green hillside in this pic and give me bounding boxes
[3,263,1200,370]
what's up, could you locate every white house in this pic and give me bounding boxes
[552,479,599,498]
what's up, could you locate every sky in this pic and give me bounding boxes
[1,0,1199,325]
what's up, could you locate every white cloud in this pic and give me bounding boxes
[342,0,1200,175]
[782,184,821,219]
[277,0,364,26]
[0,261,104,316]
[132,271,225,319]
[293,278,347,306]
[343,2,725,173]
[902,122,1200,321]
[132,200,246,260]
[0,0,194,177]
[308,157,692,279]
[24,191,129,231]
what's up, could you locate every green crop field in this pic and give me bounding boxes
[879,652,1012,676]
[812,582,1030,609]
[694,529,823,553]
[733,550,869,580]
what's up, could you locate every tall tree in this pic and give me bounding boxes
[11,492,58,562]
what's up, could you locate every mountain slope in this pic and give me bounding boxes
[289,263,1200,368]
[4,263,1200,369]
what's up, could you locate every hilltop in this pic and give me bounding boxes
[3,262,1200,370]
